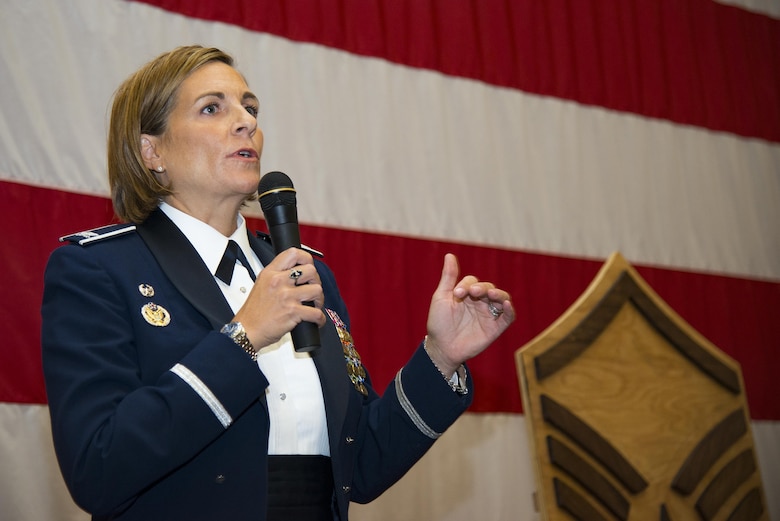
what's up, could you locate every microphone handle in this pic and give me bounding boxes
[290,315,320,353]
[265,218,321,353]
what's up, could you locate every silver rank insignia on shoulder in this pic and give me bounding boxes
[138,284,155,297]
[60,223,136,245]
[141,302,170,327]
[325,309,368,396]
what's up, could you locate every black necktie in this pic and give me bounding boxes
[215,240,256,284]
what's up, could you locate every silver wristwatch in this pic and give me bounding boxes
[220,322,257,361]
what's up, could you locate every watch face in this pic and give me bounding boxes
[222,322,242,337]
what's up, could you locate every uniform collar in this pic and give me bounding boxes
[159,202,262,276]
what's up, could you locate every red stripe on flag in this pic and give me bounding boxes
[4,181,778,419]
[132,0,780,142]
[297,218,780,419]
[1,181,117,405]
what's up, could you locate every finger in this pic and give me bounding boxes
[271,247,314,271]
[459,281,496,300]
[288,267,304,284]
[288,264,322,288]
[294,283,324,308]
[486,287,512,304]
[437,253,460,295]
[501,300,516,322]
[300,307,327,327]
[487,293,516,323]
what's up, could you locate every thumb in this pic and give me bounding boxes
[435,253,460,296]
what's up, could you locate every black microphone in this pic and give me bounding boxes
[257,171,320,353]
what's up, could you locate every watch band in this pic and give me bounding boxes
[220,322,257,361]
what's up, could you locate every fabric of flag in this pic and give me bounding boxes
[1,0,778,519]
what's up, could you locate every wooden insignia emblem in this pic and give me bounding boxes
[516,252,767,521]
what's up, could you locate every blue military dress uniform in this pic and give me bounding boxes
[42,208,473,521]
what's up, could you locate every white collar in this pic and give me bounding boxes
[158,202,261,276]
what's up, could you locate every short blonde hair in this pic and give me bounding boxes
[108,45,234,223]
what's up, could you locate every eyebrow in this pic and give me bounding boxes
[195,91,259,104]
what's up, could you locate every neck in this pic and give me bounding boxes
[162,197,242,237]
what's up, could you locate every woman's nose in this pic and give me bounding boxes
[233,108,257,137]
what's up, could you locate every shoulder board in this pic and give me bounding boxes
[60,223,137,246]
[254,231,324,258]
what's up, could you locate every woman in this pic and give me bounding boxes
[42,45,514,521]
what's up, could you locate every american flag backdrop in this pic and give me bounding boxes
[1,0,778,519]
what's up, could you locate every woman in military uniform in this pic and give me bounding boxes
[41,45,514,521]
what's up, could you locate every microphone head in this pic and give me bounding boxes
[258,171,296,211]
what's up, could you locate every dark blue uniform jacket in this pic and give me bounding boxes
[42,209,472,521]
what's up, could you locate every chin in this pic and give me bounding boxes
[238,169,261,187]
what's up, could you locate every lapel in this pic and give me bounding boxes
[246,230,276,266]
[248,230,352,439]
[138,211,351,435]
[311,315,351,447]
[136,208,233,329]
[249,228,352,439]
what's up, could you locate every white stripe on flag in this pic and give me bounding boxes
[715,0,780,19]
[2,404,778,521]
[1,0,778,280]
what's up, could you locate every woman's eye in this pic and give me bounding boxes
[202,103,219,115]
[245,105,259,117]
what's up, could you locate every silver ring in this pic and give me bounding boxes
[488,302,503,319]
[289,268,303,280]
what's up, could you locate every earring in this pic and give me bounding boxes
[157,166,164,173]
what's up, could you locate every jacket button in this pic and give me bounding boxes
[342,486,351,493]
[215,474,226,484]
[345,436,355,444]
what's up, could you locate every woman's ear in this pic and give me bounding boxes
[140,135,162,172]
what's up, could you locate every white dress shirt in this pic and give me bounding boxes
[160,202,330,456]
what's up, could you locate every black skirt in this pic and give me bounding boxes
[267,455,335,521]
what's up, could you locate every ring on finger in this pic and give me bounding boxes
[289,268,303,280]
[488,302,503,319]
